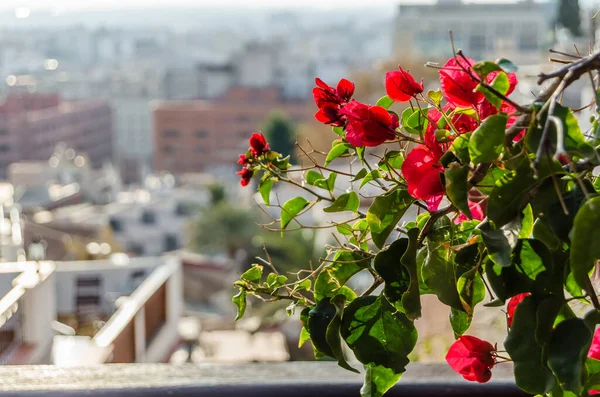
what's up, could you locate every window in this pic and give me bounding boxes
[0,145,9,152]
[141,210,156,224]
[109,218,123,232]
[175,202,193,216]
[163,129,180,138]
[195,146,206,153]
[195,130,208,138]
[163,144,176,153]
[0,129,8,136]
[129,243,144,256]
[164,234,179,251]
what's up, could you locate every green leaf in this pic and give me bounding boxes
[488,155,564,228]
[469,114,507,164]
[306,170,323,185]
[374,238,410,308]
[571,196,600,293]
[456,267,485,315]
[400,228,421,320]
[376,95,394,110]
[281,196,310,230]
[259,174,275,206]
[473,60,502,77]
[341,296,417,374]
[476,72,509,110]
[332,126,345,137]
[505,296,557,394]
[427,90,443,105]
[367,189,415,249]
[406,108,428,135]
[232,289,247,321]
[450,307,472,336]
[526,103,595,160]
[352,168,368,182]
[421,244,463,310]
[327,295,359,373]
[478,218,520,267]
[361,365,402,397]
[548,318,593,394]
[448,132,471,164]
[445,164,471,219]
[298,326,310,348]
[373,230,423,321]
[360,170,382,189]
[314,250,369,302]
[241,264,263,283]
[378,151,404,171]
[519,204,534,239]
[325,143,349,166]
[308,298,336,357]
[535,295,565,345]
[323,191,360,213]
[497,58,518,73]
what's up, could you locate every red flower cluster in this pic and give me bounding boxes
[446,335,497,383]
[340,101,399,147]
[237,133,270,187]
[506,293,530,328]
[385,66,424,102]
[313,78,398,147]
[313,78,355,127]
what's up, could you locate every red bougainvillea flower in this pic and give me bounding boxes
[440,57,485,108]
[446,335,497,383]
[313,78,355,127]
[237,154,250,166]
[588,327,600,395]
[339,100,398,147]
[236,167,253,187]
[249,133,270,157]
[313,77,354,107]
[401,138,444,211]
[427,105,477,147]
[506,293,530,327]
[454,199,486,224]
[385,67,424,102]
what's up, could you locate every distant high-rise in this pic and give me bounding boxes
[394,0,548,64]
[152,86,311,176]
[0,94,113,179]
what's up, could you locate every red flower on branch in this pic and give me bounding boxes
[238,153,250,166]
[454,199,486,224]
[440,57,484,108]
[446,335,497,383]
[506,293,530,327]
[427,105,477,146]
[236,167,253,187]
[339,100,398,147]
[385,67,424,102]
[249,133,270,157]
[313,78,355,127]
[401,129,444,211]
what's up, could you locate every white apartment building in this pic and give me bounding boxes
[394,0,548,64]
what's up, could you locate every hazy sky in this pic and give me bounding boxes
[0,0,408,11]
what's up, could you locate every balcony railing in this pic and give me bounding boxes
[0,362,530,396]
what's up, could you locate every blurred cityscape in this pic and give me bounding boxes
[0,0,593,366]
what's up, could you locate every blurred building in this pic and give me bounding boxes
[152,86,311,175]
[32,174,209,258]
[0,94,113,179]
[394,0,548,64]
[54,256,183,364]
[0,256,182,366]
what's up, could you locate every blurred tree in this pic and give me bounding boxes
[189,184,322,273]
[556,0,582,37]
[262,111,297,163]
[208,183,226,206]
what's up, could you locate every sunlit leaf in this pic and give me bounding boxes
[281,196,310,230]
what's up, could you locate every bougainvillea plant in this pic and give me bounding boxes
[233,47,600,397]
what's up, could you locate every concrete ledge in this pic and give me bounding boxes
[0,362,530,396]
